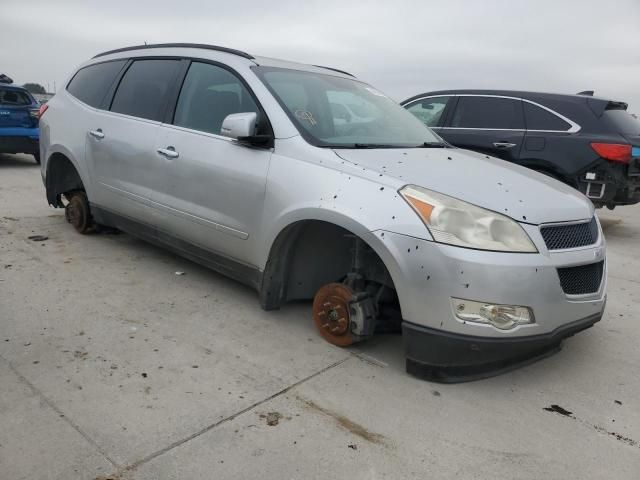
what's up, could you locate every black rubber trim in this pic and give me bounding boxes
[93,43,254,60]
[92,205,262,290]
[402,311,603,383]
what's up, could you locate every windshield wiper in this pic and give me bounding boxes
[353,143,396,149]
[419,142,449,148]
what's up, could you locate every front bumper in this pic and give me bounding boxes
[364,221,606,381]
[403,311,602,383]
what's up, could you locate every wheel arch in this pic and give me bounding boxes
[44,146,90,207]
[518,158,576,187]
[258,209,404,313]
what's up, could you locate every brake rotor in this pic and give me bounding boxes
[312,283,354,347]
[65,193,91,233]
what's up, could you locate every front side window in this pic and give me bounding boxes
[451,96,524,129]
[405,96,451,127]
[173,62,260,135]
[523,102,571,131]
[110,60,180,121]
[253,67,441,148]
[0,88,33,106]
[66,60,126,108]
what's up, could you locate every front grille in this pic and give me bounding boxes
[557,261,604,295]
[540,217,599,250]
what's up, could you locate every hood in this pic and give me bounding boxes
[333,147,593,225]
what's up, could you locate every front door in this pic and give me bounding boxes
[440,95,525,162]
[154,61,272,264]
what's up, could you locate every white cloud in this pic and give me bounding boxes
[1,0,639,111]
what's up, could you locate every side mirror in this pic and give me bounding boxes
[221,112,257,139]
[220,112,273,148]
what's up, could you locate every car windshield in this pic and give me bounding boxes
[253,66,442,148]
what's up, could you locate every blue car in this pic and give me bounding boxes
[0,80,41,163]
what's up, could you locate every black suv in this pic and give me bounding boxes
[402,90,640,209]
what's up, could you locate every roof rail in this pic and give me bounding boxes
[93,43,254,60]
[312,65,355,77]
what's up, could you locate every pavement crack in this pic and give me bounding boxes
[120,356,352,475]
[1,355,120,469]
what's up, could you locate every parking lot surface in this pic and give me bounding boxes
[1,153,639,479]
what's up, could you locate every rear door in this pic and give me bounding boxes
[85,58,182,221]
[0,87,38,130]
[441,95,525,162]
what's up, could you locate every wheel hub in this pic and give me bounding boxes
[312,283,354,346]
[64,193,92,234]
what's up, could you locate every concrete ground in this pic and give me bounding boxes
[1,152,638,480]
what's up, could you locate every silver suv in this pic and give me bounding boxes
[40,44,607,382]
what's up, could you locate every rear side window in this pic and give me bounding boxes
[111,60,180,121]
[0,88,32,106]
[67,60,126,108]
[603,109,640,135]
[523,102,571,131]
[173,62,259,135]
[405,96,451,127]
[451,96,524,129]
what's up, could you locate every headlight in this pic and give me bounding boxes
[400,185,537,252]
[452,298,534,330]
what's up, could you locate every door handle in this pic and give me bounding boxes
[89,129,104,139]
[157,147,179,159]
[493,142,516,149]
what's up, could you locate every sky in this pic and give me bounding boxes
[2,0,639,112]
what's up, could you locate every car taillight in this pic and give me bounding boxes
[590,142,632,163]
[38,103,49,118]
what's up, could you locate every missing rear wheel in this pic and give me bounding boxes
[64,192,94,234]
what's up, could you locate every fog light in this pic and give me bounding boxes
[452,298,534,330]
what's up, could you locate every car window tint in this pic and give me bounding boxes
[0,88,32,106]
[406,96,451,127]
[67,60,126,108]
[173,62,258,135]
[451,96,524,129]
[524,102,571,131]
[603,109,640,135]
[111,60,180,121]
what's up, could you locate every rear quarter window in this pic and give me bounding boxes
[523,102,571,131]
[0,88,33,106]
[67,60,127,108]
